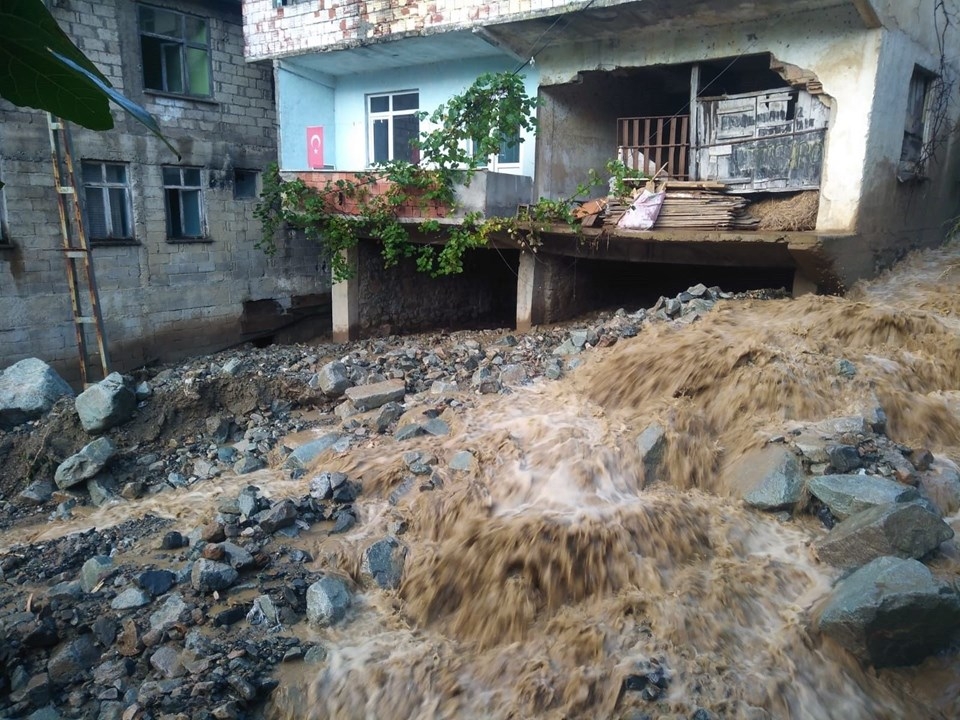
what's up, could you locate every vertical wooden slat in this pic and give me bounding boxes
[678,116,689,179]
[655,118,664,177]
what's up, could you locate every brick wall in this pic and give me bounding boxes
[0,0,331,385]
[243,0,587,60]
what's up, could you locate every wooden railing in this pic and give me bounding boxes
[617,115,690,180]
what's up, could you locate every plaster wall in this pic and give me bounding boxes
[278,64,338,170]
[535,4,881,233]
[0,0,329,385]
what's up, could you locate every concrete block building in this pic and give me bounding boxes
[0,0,331,384]
[243,0,960,338]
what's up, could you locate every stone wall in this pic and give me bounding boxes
[243,0,593,60]
[0,0,331,385]
[356,239,517,334]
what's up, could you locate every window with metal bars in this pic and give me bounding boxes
[163,166,205,240]
[139,4,212,97]
[82,161,134,243]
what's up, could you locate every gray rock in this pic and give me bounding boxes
[110,588,151,610]
[309,471,346,500]
[135,381,152,400]
[283,432,343,470]
[569,330,590,348]
[220,358,244,376]
[737,446,804,511]
[191,559,238,592]
[233,454,264,475]
[304,645,327,664]
[813,416,870,437]
[138,569,176,597]
[687,283,709,298]
[220,542,255,571]
[815,502,954,568]
[422,418,450,436]
[25,706,63,720]
[664,298,682,317]
[75,372,136,433]
[150,646,185,679]
[918,458,960,516]
[316,361,352,397]
[344,379,405,411]
[373,401,403,433]
[449,450,477,472]
[552,339,580,356]
[205,416,232,443]
[54,437,116,490]
[499,364,528,386]
[149,594,189,631]
[257,499,298,533]
[835,359,857,378]
[361,537,407,590]
[471,367,501,394]
[80,556,114,593]
[808,474,919,519]
[635,424,667,485]
[0,358,74,430]
[395,423,426,441]
[306,576,352,626]
[19,479,55,505]
[46,634,99,684]
[430,380,459,394]
[236,486,263,517]
[828,445,862,473]
[87,474,120,507]
[814,556,960,667]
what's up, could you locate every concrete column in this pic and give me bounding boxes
[516,251,541,332]
[331,246,359,342]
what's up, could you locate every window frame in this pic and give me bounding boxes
[899,65,935,182]
[0,166,9,246]
[81,161,136,244]
[138,4,213,99]
[366,90,421,166]
[162,166,206,241]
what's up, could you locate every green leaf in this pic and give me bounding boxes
[50,51,181,159]
[0,0,113,129]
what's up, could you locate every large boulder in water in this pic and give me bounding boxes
[725,445,804,511]
[814,556,960,667]
[808,474,918,519]
[0,358,74,430]
[814,502,953,569]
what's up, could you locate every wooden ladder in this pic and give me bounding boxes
[47,114,111,387]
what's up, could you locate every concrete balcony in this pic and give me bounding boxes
[289,169,532,223]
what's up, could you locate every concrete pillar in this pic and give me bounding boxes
[516,252,583,331]
[331,247,359,342]
[516,251,540,332]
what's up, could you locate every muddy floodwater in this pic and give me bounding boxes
[5,245,960,719]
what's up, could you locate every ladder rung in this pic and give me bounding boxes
[75,317,97,324]
[56,187,75,194]
[64,250,89,258]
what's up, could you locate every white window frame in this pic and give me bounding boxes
[82,161,134,243]
[367,91,420,166]
[0,165,9,245]
[162,166,205,240]
[138,4,212,98]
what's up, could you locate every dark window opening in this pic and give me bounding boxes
[163,166,204,240]
[900,66,934,181]
[234,169,259,200]
[139,4,212,97]
[82,161,134,242]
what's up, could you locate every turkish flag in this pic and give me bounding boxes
[307,126,324,168]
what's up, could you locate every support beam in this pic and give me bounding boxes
[850,0,882,29]
[516,252,586,331]
[516,251,541,332]
[331,247,359,342]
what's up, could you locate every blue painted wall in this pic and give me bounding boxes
[277,63,337,170]
[277,55,538,178]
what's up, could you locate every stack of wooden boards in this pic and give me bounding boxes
[578,181,759,231]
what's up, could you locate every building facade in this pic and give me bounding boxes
[243,0,960,334]
[0,0,331,384]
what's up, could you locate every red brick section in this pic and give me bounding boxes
[295,171,451,219]
[242,0,611,61]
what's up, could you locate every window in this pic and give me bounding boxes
[82,162,134,242]
[368,91,420,165]
[0,169,8,245]
[900,66,934,180]
[139,5,211,97]
[496,129,521,166]
[163,166,204,239]
[233,169,259,200]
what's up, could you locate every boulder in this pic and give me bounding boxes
[814,556,960,667]
[283,432,342,471]
[256,499,298,533]
[110,588,151,611]
[315,361,352,397]
[728,445,803,511]
[46,635,99,685]
[361,537,407,590]
[306,576,352,626]
[808,474,918,520]
[190,559,238,593]
[0,358,74,430]
[149,594,190,631]
[449,450,477,472]
[635,424,667,485]
[86,474,120,507]
[80,555,114,592]
[54,437,116,490]
[344,379,405,412]
[75,372,136,433]
[814,502,954,569]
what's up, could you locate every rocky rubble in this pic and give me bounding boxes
[0,280,957,718]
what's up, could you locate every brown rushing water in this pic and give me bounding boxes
[9,245,960,718]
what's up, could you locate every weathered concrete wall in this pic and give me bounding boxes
[0,0,330,385]
[356,239,517,334]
